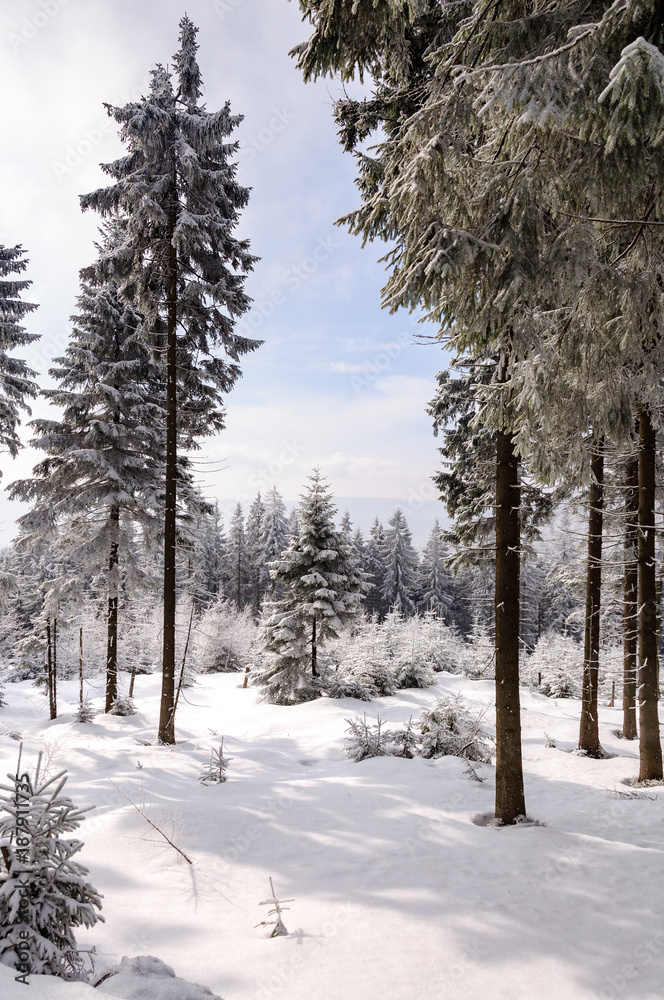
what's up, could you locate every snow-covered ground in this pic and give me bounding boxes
[1,670,663,1000]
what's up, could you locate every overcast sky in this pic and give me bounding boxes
[0,0,448,544]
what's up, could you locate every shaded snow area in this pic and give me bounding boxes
[1,671,663,1000]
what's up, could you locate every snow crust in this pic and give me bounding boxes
[0,669,663,1000]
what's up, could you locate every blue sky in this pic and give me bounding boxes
[0,0,449,544]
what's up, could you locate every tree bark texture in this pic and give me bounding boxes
[105,501,120,713]
[623,456,639,740]
[578,444,604,757]
[637,408,663,781]
[494,428,526,824]
[158,165,179,746]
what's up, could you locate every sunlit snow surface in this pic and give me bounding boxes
[0,670,663,1000]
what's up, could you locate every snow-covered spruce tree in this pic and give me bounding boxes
[193,503,227,609]
[292,1,583,822]
[80,16,259,745]
[451,3,664,779]
[245,492,266,615]
[381,508,418,615]
[363,517,388,619]
[255,470,365,704]
[0,765,103,980]
[9,251,171,714]
[259,486,289,603]
[0,244,39,474]
[226,502,248,609]
[418,519,454,619]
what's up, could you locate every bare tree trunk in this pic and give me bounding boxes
[79,627,84,705]
[52,618,58,719]
[623,455,639,740]
[637,407,663,781]
[494,428,526,824]
[311,616,318,677]
[158,164,179,746]
[105,502,120,713]
[46,618,56,720]
[578,443,604,757]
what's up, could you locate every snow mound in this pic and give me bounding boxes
[97,957,223,1000]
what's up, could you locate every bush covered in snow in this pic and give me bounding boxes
[328,612,460,699]
[416,695,494,762]
[195,597,258,674]
[344,714,397,761]
[107,695,136,716]
[526,631,582,698]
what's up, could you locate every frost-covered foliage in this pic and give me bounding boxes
[254,471,365,705]
[195,596,258,673]
[199,739,231,783]
[345,699,492,764]
[381,508,419,615]
[107,695,136,716]
[344,714,396,762]
[526,631,582,698]
[0,244,39,469]
[416,696,494,763]
[328,612,459,698]
[462,615,495,679]
[0,765,103,980]
[74,699,96,724]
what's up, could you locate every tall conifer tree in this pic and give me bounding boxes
[80,17,259,743]
[0,244,38,470]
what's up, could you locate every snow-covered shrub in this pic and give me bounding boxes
[74,699,96,724]
[418,613,463,673]
[0,766,103,979]
[318,671,372,701]
[108,695,136,716]
[526,631,582,698]
[462,615,494,678]
[195,596,258,673]
[395,656,436,689]
[344,715,395,761]
[391,718,421,758]
[416,695,494,762]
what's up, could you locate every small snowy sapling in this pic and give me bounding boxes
[0,755,103,980]
[74,699,96,724]
[255,877,293,937]
[199,739,232,784]
[344,714,395,761]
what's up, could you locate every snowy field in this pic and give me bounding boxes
[0,670,663,1000]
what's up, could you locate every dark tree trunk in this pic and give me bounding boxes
[578,443,604,757]
[52,618,58,719]
[623,455,639,740]
[46,618,56,720]
[637,407,663,781]
[311,616,318,677]
[79,627,84,705]
[494,428,526,824]
[158,166,179,746]
[105,502,120,713]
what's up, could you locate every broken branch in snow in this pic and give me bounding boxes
[108,779,194,865]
